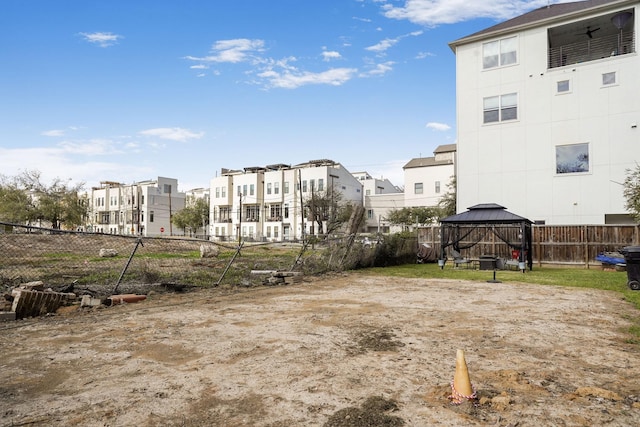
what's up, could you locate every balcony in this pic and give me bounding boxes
[548,30,635,69]
[548,10,635,70]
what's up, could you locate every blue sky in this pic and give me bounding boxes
[0,0,567,191]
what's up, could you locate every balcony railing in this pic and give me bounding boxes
[548,30,634,69]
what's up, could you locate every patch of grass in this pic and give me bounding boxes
[138,251,201,259]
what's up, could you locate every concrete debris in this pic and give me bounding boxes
[199,244,219,258]
[261,271,303,286]
[99,248,118,257]
[11,288,76,319]
[80,295,103,308]
[19,281,45,291]
[0,311,16,322]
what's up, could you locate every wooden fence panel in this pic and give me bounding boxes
[418,224,640,268]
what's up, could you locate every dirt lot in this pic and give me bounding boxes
[2,273,640,426]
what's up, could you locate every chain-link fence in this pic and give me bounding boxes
[0,222,419,295]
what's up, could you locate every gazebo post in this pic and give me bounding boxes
[519,222,527,272]
[439,224,447,269]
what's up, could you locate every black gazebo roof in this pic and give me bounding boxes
[440,203,533,225]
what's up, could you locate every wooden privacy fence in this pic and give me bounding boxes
[418,224,640,268]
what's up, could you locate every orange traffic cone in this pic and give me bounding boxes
[449,349,477,404]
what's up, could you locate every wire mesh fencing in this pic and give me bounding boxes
[0,222,419,294]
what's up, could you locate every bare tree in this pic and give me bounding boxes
[304,187,354,237]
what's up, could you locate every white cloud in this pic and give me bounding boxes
[190,64,208,69]
[258,67,358,89]
[366,37,399,53]
[41,129,65,137]
[416,51,435,59]
[361,61,395,77]
[185,38,265,63]
[426,122,451,131]
[381,0,564,26]
[138,127,204,142]
[79,32,123,47]
[366,30,423,54]
[322,51,342,61]
[58,139,122,155]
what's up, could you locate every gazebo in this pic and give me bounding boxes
[439,203,533,271]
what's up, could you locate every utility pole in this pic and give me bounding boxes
[299,169,305,243]
[168,185,172,236]
[238,193,243,245]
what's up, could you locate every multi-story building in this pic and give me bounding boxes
[209,160,363,242]
[449,0,638,224]
[351,171,403,233]
[403,144,456,209]
[84,177,185,236]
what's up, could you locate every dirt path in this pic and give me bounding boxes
[2,274,640,426]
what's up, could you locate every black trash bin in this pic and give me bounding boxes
[621,246,640,291]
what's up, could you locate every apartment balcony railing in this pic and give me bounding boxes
[548,30,634,69]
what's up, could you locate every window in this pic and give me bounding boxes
[556,143,589,174]
[310,179,315,191]
[284,182,289,194]
[220,207,230,222]
[557,79,570,93]
[163,184,172,194]
[266,226,272,238]
[150,211,154,222]
[302,180,308,192]
[284,205,289,219]
[318,179,324,191]
[602,71,616,86]
[267,183,272,195]
[221,186,226,197]
[215,187,220,198]
[141,195,144,205]
[244,205,260,221]
[274,182,279,194]
[250,184,254,196]
[483,36,517,69]
[435,181,441,194]
[483,93,517,123]
[367,209,374,219]
[270,204,281,219]
[366,189,371,196]
[274,226,279,238]
[414,182,423,194]
[243,184,248,196]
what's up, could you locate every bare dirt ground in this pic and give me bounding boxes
[2,273,640,426]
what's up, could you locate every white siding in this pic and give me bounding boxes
[455,5,640,224]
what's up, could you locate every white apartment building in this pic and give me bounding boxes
[85,177,185,236]
[449,0,638,224]
[351,171,403,233]
[403,144,456,209]
[209,160,363,242]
